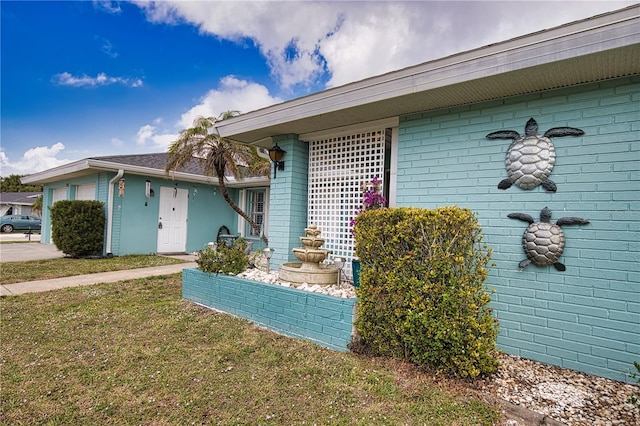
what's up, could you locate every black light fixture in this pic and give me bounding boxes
[268,143,286,178]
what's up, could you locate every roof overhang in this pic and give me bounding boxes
[21,158,269,188]
[216,5,640,147]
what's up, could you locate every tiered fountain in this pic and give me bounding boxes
[278,224,340,286]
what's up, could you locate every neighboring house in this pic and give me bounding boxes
[0,192,41,216]
[214,6,639,382]
[21,153,270,256]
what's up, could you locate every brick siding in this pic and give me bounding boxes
[182,268,356,352]
[394,76,639,381]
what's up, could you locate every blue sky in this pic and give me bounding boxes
[1,1,634,176]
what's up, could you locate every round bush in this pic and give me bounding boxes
[50,200,105,258]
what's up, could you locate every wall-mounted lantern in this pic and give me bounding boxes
[145,180,154,198]
[144,180,154,206]
[118,179,125,197]
[268,144,286,179]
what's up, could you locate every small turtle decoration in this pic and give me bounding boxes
[508,207,589,271]
[487,118,584,192]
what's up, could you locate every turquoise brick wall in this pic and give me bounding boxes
[182,268,356,351]
[267,136,309,266]
[395,76,639,382]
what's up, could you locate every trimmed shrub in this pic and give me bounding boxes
[352,206,498,378]
[50,200,105,258]
[196,238,249,275]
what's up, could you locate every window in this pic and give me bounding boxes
[76,183,96,200]
[249,191,265,236]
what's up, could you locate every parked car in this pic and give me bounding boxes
[0,214,41,233]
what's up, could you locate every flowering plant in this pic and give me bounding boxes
[350,176,387,235]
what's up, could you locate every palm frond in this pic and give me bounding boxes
[164,113,270,245]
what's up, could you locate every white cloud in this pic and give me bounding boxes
[135,122,178,151]
[96,36,119,58]
[136,124,156,146]
[133,1,635,91]
[111,138,124,147]
[121,0,634,157]
[0,143,72,176]
[317,1,640,88]
[177,76,283,129]
[134,76,282,151]
[93,0,121,14]
[133,1,340,90]
[52,72,143,88]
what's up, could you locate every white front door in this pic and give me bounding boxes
[157,186,189,253]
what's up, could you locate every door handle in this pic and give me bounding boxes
[158,222,163,229]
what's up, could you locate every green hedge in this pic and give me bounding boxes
[50,200,105,258]
[353,206,498,378]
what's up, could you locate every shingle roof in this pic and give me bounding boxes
[88,153,262,179]
[22,152,269,187]
[88,153,207,175]
[0,192,41,205]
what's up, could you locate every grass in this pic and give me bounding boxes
[0,255,186,285]
[0,275,500,425]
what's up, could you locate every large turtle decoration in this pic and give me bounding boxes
[487,118,584,192]
[508,207,589,271]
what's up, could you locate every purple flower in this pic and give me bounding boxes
[351,176,387,235]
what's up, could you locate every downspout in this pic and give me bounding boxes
[106,169,124,256]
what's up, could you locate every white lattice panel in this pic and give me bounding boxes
[307,129,388,266]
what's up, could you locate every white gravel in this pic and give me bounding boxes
[474,353,639,425]
[237,264,639,426]
[236,266,357,298]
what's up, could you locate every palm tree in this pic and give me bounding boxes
[165,111,271,245]
[31,195,43,216]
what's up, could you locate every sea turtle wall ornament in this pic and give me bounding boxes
[508,207,589,271]
[487,117,584,192]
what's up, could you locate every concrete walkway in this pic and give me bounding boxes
[0,241,62,262]
[0,242,197,296]
[0,261,197,296]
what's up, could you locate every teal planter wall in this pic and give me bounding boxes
[394,76,639,382]
[182,268,357,352]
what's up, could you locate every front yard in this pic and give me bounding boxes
[0,274,499,425]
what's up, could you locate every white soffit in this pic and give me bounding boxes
[300,117,400,142]
[218,5,640,146]
[21,159,268,188]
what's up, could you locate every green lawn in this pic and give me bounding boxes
[0,275,500,425]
